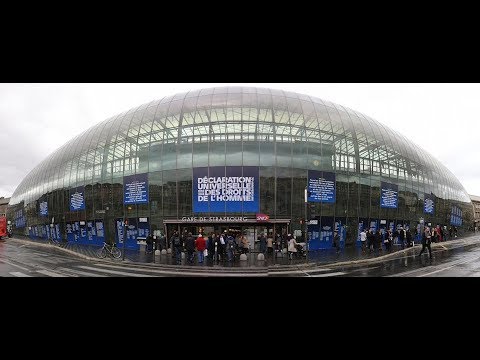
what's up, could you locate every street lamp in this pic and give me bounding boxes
[304,187,309,263]
[122,218,128,261]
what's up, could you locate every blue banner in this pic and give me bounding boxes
[115,218,139,250]
[124,173,149,204]
[70,186,85,211]
[55,224,61,241]
[319,216,334,249]
[380,182,398,208]
[95,220,105,246]
[307,170,336,203]
[40,201,48,217]
[450,206,462,226]
[193,166,259,213]
[87,221,94,242]
[14,209,26,228]
[424,194,434,214]
[66,223,74,242]
[79,223,87,244]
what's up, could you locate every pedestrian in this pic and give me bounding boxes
[171,231,183,265]
[360,229,367,253]
[418,226,432,259]
[195,233,206,264]
[184,232,196,264]
[288,235,299,259]
[259,233,267,254]
[266,235,274,255]
[333,231,340,254]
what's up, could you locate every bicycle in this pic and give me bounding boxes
[96,242,122,259]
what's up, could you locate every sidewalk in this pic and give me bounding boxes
[16,233,480,269]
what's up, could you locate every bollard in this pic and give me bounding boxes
[240,253,248,261]
[257,253,265,261]
[167,248,172,254]
[155,249,161,256]
[161,249,167,255]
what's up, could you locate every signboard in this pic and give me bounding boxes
[193,166,259,213]
[380,182,398,208]
[14,209,26,228]
[40,201,48,216]
[180,216,250,223]
[124,173,149,204]
[70,186,85,211]
[307,170,336,203]
[450,206,463,226]
[424,194,435,214]
[256,213,270,222]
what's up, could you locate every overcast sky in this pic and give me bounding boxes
[0,83,479,199]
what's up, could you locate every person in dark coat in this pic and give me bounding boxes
[184,232,196,264]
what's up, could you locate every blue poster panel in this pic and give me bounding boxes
[137,218,150,238]
[95,220,105,246]
[369,219,378,233]
[66,223,74,242]
[55,224,61,241]
[380,182,398,208]
[307,219,320,250]
[334,218,346,249]
[87,221,95,243]
[424,194,435,214]
[73,221,80,242]
[124,173,149,204]
[15,209,26,228]
[319,216,334,249]
[40,201,48,217]
[33,225,38,238]
[307,170,336,203]
[450,206,462,226]
[115,218,139,250]
[193,166,259,213]
[70,186,85,211]
[115,219,124,244]
[45,225,50,240]
[79,222,87,244]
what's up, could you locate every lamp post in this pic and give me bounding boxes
[304,187,309,263]
[122,218,127,261]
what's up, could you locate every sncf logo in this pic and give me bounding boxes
[256,214,270,222]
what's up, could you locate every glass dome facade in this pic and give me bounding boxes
[8,86,473,248]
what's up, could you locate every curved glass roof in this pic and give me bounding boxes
[10,86,471,205]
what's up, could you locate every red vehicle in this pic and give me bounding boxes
[0,217,7,239]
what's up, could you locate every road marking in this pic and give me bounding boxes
[90,263,266,277]
[57,267,107,277]
[36,269,70,277]
[0,258,31,272]
[271,268,333,276]
[389,255,479,277]
[78,266,155,277]
[418,256,480,277]
[10,272,31,277]
[309,271,347,277]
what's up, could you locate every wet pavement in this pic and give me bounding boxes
[13,233,480,270]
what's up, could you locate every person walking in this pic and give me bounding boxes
[184,232,196,264]
[360,229,367,253]
[288,235,299,259]
[418,226,432,260]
